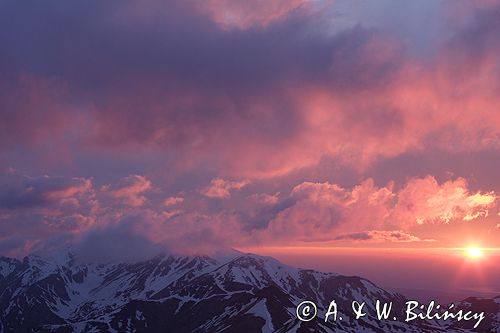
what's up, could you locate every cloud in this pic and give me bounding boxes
[0,171,97,256]
[1,1,500,256]
[334,230,435,243]
[0,172,93,210]
[195,0,312,29]
[394,176,497,226]
[251,193,280,205]
[74,219,164,263]
[201,178,249,198]
[164,196,184,206]
[1,1,499,179]
[0,170,497,257]
[0,75,71,149]
[0,237,31,257]
[103,175,152,207]
[262,176,497,243]
[263,179,394,242]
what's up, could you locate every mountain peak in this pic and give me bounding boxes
[0,251,497,332]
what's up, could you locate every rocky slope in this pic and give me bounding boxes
[0,252,497,332]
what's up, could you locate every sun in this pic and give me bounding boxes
[465,247,483,258]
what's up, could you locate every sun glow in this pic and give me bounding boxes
[465,247,483,258]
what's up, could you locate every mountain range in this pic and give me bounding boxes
[0,250,498,332]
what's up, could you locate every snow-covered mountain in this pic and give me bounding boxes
[0,251,498,332]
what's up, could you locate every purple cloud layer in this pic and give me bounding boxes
[0,0,499,256]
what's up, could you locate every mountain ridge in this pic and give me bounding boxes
[0,252,498,332]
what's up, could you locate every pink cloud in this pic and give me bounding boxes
[0,172,98,255]
[264,179,394,242]
[251,193,280,205]
[3,2,497,180]
[194,0,312,29]
[44,178,92,201]
[163,196,184,206]
[104,175,153,207]
[395,176,496,226]
[0,171,498,256]
[1,1,500,256]
[262,176,497,244]
[334,230,436,243]
[200,177,250,198]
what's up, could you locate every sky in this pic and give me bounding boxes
[0,0,499,291]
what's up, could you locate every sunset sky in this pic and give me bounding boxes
[0,0,499,294]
